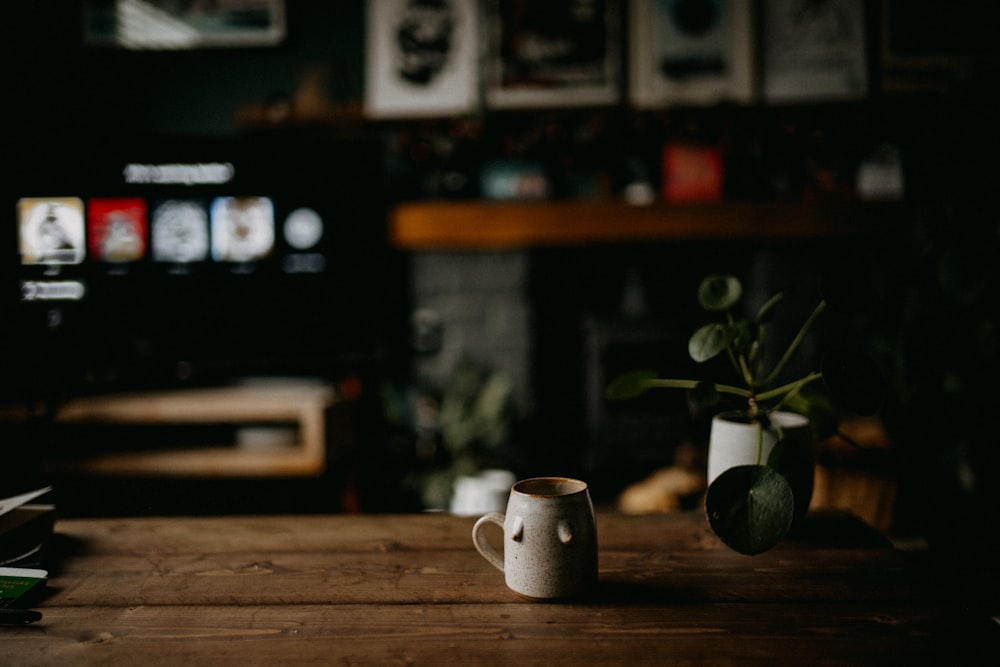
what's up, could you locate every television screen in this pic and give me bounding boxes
[2,132,394,402]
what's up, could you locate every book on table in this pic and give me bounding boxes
[0,486,54,613]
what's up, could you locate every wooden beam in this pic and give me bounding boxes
[390,200,903,249]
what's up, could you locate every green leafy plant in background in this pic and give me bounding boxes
[384,359,516,511]
[606,274,883,554]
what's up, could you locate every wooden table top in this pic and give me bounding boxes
[2,511,993,665]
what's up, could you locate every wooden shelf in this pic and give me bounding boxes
[390,200,903,250]
[48,383,336,478]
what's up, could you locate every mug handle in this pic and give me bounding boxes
[472,512,505,572]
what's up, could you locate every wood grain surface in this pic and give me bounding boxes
[1,512,991,666]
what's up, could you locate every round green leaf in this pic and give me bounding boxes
[705,464,795,555]
[731,318,753,357]
[766,437,816,522]
[689,323,732,362]
[766,439,791,473]
[698,275,742,312]
[689,381,721,410]
[605,369,658,401]
[781,391,838,441]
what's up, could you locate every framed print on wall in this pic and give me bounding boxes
[84,0,286,49]
[762,0,868,103]
[364,0,481,119]
[485,0,621,109]
[629,0,754,108]
[879,0,979,93]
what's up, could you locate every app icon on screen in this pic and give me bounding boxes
[88,198,147,263]
[18,197,86,265]
[283,207,324,250]
[210,196,275,262]
[151,199,210,263]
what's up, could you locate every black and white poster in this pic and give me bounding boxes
[763,0,868,103]
[485,0,621,108]
[629,0,753,107]
[365,0,480,118]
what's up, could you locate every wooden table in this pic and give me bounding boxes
[2,511,993,665]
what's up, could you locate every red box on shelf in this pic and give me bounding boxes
[662,144,724,203]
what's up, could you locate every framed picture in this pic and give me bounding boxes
[762,0,868,103]
[84,0,285,49]
[364,0,481,119]
[485,0,621,109]
[629,0,753,108]
[879,0,980,93]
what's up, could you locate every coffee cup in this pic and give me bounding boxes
[472,477,598,600]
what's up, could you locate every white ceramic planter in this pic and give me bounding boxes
[707,410,815,519]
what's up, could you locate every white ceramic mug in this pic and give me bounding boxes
[472,477,598,600]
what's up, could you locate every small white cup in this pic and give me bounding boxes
[450,469,516,517]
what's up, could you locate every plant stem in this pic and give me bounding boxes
[644,378,752,398]
[726,311,756,388]
[738,353,755,390]
[763,300,827,388]
[835,429,872,450]
[756,371,824,403]
[755,419,764,465]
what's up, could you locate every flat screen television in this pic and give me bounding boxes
[2,132,396,404]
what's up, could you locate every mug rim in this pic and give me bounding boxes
[512,476,588,498]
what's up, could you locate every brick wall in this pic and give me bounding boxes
[409,251,533,413]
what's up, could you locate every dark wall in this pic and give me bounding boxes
[8,1,364,137]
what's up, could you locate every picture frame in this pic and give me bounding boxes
[83,0,286,49]
[629,0,754,108]
[364,0,481,119]
[485,0,621,109]
[879,0,978,93]
[762,0,868,103]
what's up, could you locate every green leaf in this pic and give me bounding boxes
[705,464,795,555]
[731,318,754,357]
[605,369,658,401]
[766,436,811,482]
[689,381,721,410]
[698,275,742,312]
[689,323,733,363]
[781,391,838,441]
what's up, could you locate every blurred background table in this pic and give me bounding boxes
[47,382,336,478]
[2,511,993,665]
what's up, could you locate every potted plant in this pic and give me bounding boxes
[606,274,883,554]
